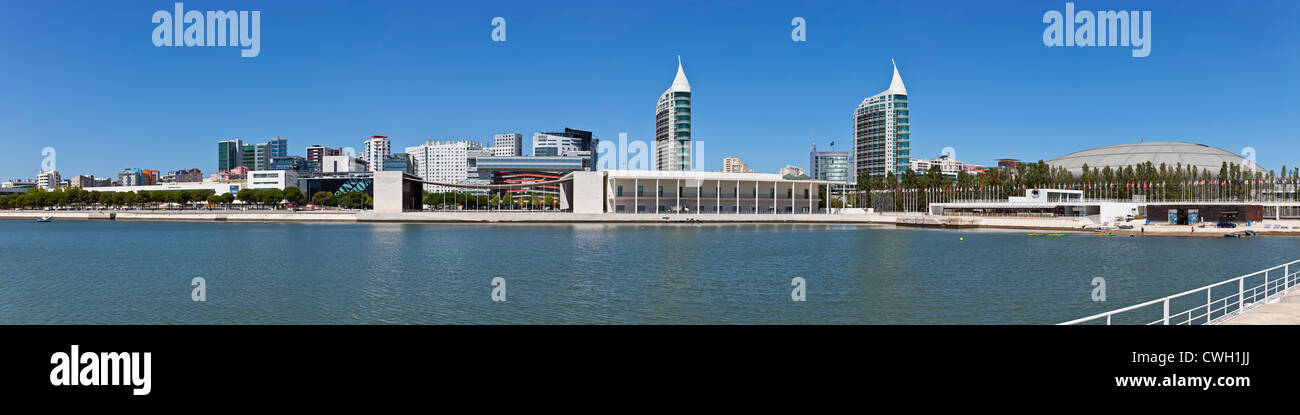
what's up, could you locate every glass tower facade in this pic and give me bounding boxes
[854,61,910,178]
[218,139,243,172]
[656,57,691,171]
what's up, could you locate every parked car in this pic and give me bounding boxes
[1216,221,1238,228]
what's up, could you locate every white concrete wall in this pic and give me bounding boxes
[571,171,605,214]
[372,171,407,213]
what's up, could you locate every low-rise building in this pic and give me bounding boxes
[321,155,368,173]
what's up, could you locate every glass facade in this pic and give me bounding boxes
[854,93,910,177]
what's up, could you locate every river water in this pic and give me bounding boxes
[2,220,1296,324]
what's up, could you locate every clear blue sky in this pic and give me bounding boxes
[1,0,1297,179]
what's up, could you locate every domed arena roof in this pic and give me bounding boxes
[1046,141,1259,176]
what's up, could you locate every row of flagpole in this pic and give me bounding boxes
[858,179,1300,212]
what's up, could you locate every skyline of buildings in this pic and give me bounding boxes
[28,56,1246,194]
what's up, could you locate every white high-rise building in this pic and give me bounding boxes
[491,133,523,157]
[853,60,910,178]
[37,170,61,189]
[656,56,692,171]
[406,140,485,192]
[362,135,391,172]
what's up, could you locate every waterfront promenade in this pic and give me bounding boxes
[0,209,1085,227]
[8,209,1300,236]
[1221,289,1300,325]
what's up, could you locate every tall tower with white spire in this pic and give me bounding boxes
[656,56,692,171]
[853,60,911,178]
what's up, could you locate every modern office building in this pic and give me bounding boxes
[270,156,314,174]
[656,57,692,171]
[722,157,751,173]
[362,136,391,172]
[247,170,297,190]
[267,137,289,159]
[37,170,61,189]
[321,155,368,173]
[810,144,853,183]
[533,128,598,170]
[240,143,270,171]
[406,140,484,192]
[491,133,523,157]
[853,60,910,177]
[306,145,342,171]
[218,139,243,172]
[383,154,414,174]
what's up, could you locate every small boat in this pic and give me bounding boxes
[1224,233,1242,238]
[36,216,53,223]
[1244,230,1258,237]
[1094,233,1116,237]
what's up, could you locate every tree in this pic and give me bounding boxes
[278,186,301,206]
[260,188,285,207]
[312,191,334,207]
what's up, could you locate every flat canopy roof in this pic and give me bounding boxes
[603,170,846,185]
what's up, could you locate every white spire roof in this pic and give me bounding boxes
[885,59,906,95]
[860,59,906,105]
[667,55,691,93]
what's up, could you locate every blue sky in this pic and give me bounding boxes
[1,0,1297,179]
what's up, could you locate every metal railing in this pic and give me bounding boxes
[1060,259,1300,325]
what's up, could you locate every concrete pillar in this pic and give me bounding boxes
[373,171,410,213]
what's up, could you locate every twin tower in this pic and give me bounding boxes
[655,57,908,178]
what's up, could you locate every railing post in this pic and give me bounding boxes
[1238,278,1245,311]
[1163,298,1170,325]
[1207,290,1213,324]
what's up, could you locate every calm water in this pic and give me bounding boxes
[1,219,1297,324]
